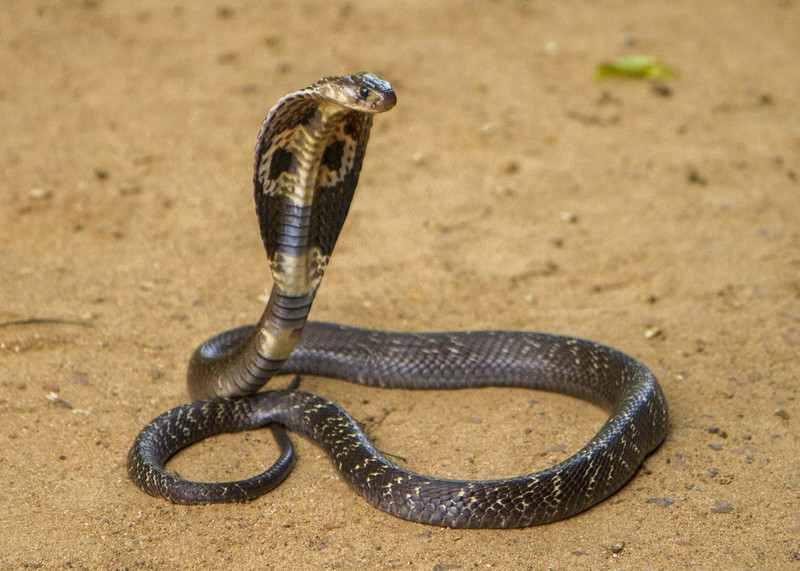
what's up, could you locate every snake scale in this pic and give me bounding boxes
[127,72,668,529]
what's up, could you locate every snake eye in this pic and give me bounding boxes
[358,86,370,100]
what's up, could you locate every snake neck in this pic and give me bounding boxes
[261,103,347,297]
[189,107,363,400]
[254,104,353,365]
[188,73,394,400]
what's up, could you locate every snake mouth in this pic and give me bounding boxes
[368,86,397,112]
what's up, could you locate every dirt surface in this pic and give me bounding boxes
[2,1,799,569]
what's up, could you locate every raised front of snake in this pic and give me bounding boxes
[127,72,668,529]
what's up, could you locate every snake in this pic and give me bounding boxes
[127,72,668,529]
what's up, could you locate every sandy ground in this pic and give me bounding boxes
[1,1,799,569]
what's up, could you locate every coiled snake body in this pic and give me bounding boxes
[127,72,668,529]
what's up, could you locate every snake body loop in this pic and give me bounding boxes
[127,73,668,528]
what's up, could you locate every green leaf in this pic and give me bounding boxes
[596,55,676,79]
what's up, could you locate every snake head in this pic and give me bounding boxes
[314,72,397,114]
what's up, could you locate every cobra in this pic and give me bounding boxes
[127,72,668,529]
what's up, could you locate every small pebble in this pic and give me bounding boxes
[687,168,707,185]
[410,151,427,166]
[774,408,790,420]
[710,500,734,514]
[708,426,729,438]
[29,188,51,199]
[651,81,673,97]
[263,34,281,48]
[758,93,773,106]
[46,392,73,409]
[644,327,662,339]
[216,5,234,18]
[500,159,519,174]
[645,497,674,508]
